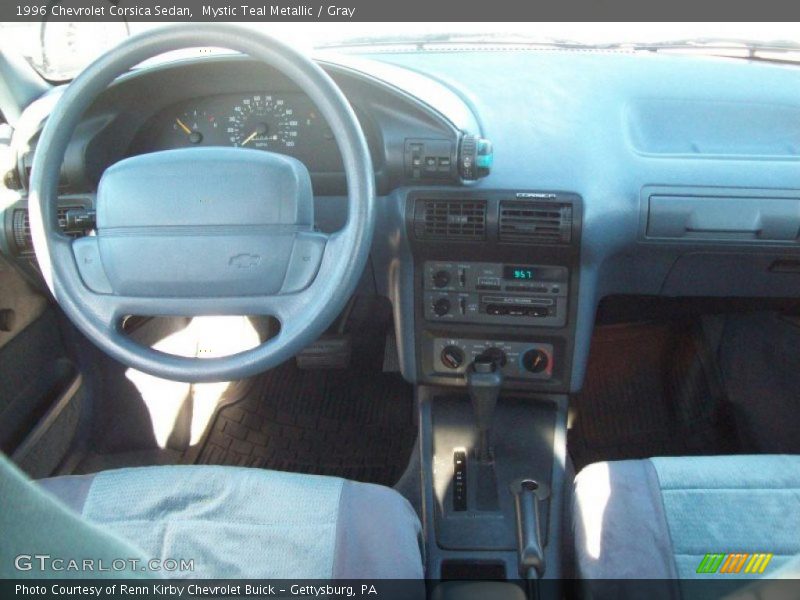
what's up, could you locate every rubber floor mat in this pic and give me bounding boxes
[195,362,416,486]
[568,320,739,472]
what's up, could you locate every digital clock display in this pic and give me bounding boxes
[503,266,535,280]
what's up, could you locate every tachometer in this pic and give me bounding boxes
[227,94,299,150]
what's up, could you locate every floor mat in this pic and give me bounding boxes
[195,362,416,486]
[718,312,800,454]
[568,320,739,472]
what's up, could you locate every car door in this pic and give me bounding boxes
[0,113,81,477]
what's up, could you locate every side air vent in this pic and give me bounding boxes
[499,201,573,244]
[414,199,487,241]
[11,205,84,254]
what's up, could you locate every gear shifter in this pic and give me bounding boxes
[467,354,504,463]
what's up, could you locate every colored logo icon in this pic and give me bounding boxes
[696,553,773,575]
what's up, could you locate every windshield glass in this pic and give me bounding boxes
[2,22,800,81]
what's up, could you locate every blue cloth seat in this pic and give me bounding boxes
[572,455,800,598]
[12,462,424,579]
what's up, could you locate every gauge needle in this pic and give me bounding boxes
[175,118,192,135]
[240,130,260,147]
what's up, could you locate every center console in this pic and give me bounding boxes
[402,188,581,593]
[401,189,582,598]
[409,189,582,392]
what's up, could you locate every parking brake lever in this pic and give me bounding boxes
[512,479,546,580]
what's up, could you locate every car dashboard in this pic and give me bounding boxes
[3,48,800,396]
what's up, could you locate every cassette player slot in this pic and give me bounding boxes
[482,296,554,307]
[485,304,552,317]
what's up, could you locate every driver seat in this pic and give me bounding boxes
[0,454,424,579]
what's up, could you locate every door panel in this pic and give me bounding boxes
[0,253,48,351]
[0,254,77,467]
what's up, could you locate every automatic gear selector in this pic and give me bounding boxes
[466,354,503,463]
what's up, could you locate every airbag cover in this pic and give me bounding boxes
[94,147,314,297]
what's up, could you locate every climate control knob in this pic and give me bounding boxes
[433,297,451,317]
[522,348,550,374]
[440,345,465,370]
[433,270,451,288]
[479,346,507,367]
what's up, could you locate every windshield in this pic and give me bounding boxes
[2,22,800,81]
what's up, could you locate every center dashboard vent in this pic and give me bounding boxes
[499,201,573,244]
[414,198,487,241]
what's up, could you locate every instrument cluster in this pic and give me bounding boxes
[135,92,345,172]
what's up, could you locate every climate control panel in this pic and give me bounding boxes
[423,261,568,327]
[432,338,554,380]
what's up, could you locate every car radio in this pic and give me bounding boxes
[422,261,568,327]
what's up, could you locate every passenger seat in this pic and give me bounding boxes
[572,455,800,595]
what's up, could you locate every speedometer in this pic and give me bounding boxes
[227,94,299,150]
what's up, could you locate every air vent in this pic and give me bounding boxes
[499,201,573,244]
[414,199,487,241]
[11,205,83,254]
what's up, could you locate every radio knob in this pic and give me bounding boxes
[522,349,549,374]
[433,270,451,288]
[440,345,465,370]
[433,297,451,317]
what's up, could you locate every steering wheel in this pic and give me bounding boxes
[28,25,375,383]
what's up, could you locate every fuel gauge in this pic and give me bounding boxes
[173,109,218,145]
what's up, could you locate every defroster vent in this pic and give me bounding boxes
[499,201,573,244]
[414,199,487,241]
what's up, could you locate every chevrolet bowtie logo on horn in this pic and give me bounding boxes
[696,553,774,575]
[228,253,262,269]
